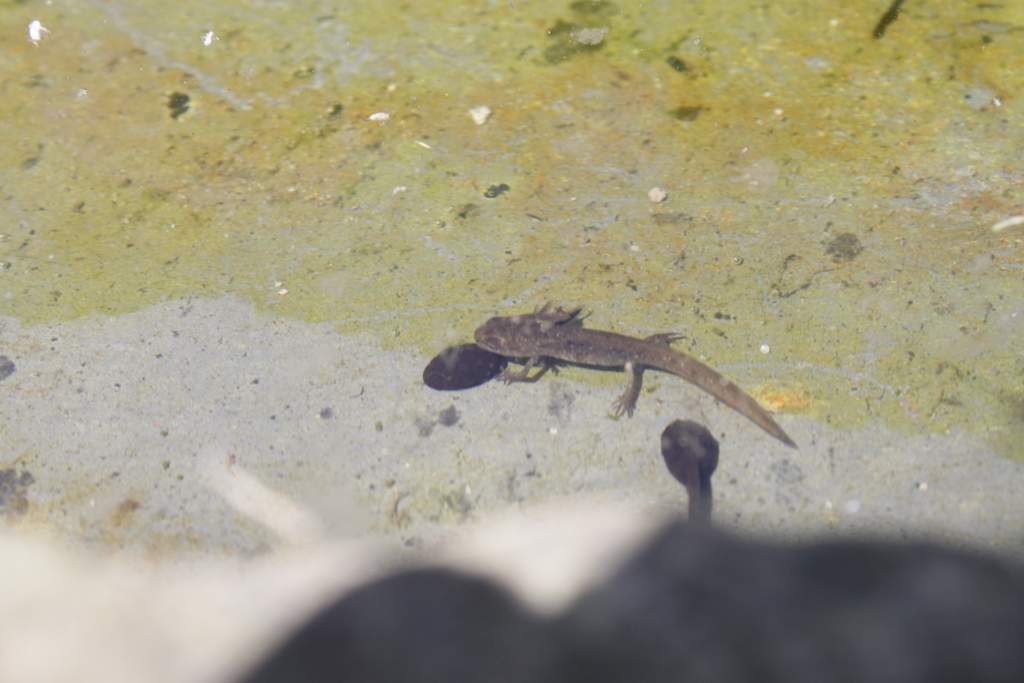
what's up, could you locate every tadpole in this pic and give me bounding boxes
[660,420,719,524]
[423,343,507,391]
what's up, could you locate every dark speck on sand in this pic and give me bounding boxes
[0,356,15,382]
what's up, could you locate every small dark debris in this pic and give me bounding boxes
[415,417,435,438]
[670,105,704,122]
[327,103,344,118]
[652,212,693,226]
[825,233,864,262]
[319,407,335,419]
[456,203,480,219]
[0,468,34,516]
[666,56,688,73]
[112,498,142,527]
[21,156,40,170]
[484,183,510,199]
[167,92,191,119]
[423,343,507,391]
[438,405,460,427]
[0,356,15,382]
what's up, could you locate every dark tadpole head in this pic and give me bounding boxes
[660,420,719,524]
[423,343,507,391]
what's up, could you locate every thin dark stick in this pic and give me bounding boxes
[873,0,906,39]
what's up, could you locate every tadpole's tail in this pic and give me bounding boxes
[661,350,797,448]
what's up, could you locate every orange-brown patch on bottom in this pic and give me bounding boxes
[757,387,812,413]
[111,498,142,527]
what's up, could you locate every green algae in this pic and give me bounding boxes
[1,0,1023,458]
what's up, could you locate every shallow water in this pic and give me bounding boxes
[1,1,1022,555]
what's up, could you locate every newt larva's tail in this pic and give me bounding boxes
[660,350,797,448]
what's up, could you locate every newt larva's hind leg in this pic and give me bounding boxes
[611,361,645,417]
[498,356,551,384]
[609,334,677,415]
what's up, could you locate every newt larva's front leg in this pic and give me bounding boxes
[497,356,552,384]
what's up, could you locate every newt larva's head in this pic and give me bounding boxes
[473,314,532,355]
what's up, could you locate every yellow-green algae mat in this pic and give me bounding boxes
[1,0,1022,462]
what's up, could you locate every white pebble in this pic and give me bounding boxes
[759,343,770,354]
[28,20,50,45]
[368,112,390,122]
[468,105,492,125]
[648,187,668,203]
